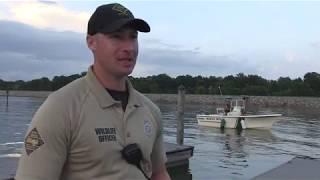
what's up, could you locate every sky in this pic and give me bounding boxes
[0,0,320,81]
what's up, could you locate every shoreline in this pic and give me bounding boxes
[1,90,320,108]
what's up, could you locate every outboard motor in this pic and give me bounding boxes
[240,119,246,129]
[220,119,226,129]
[236,118,246,130]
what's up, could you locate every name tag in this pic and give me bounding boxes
[95,128,117,142]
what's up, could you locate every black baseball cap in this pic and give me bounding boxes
[87,3,150,35]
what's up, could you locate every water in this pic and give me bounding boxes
[0,96,320,179]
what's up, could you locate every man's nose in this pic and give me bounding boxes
[122,39,136,52]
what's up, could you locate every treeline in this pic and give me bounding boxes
[0,72,320,97]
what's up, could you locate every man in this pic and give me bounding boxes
[15,3,171,180]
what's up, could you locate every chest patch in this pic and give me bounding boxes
[144,120,153,137]
[95,128,117,142]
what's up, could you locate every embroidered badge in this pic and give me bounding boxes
[144,120,152,137]
[25,128,44,155]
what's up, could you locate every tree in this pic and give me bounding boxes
[152,74,177,93]
[176,75,194,94]
[290,78,314,96]
[304,72,320,96]
[0,79,5,90]
[195,86,207,94]
[276,77,292,96]
[2,71,320,97]
[242,85,268,96]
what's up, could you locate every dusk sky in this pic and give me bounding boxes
[0,0,320,81]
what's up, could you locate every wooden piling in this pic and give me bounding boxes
[6,90,9,106]
[177,85,185,145]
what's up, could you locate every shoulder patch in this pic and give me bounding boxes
[25,128,44,155]
[144,119,153,137]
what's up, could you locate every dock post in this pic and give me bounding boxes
[6,89,9,107]
[177,85,185,145]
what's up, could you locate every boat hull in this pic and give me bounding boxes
[241,114,281,129]
[196,114,282,129]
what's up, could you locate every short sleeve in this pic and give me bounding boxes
[15,94,69,180]
[150,111,167,172]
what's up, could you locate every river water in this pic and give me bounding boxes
[0,96,319,180]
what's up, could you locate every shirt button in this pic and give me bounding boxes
[126,132,131,138]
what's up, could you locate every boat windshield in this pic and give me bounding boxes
[230,99,245,112]
[216,108,225,114]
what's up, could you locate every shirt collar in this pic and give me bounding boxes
[85,66,142,109]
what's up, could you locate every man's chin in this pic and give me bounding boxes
[118,70,134,77]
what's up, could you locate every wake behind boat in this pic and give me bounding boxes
[196,98,282,129]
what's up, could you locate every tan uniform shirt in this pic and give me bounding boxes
[15,67,167,180]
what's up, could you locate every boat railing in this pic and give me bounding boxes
[216,108,225,115]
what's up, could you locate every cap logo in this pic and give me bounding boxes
[112,4,130,17]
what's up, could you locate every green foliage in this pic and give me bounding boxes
[195,86,207,94]
[304,72,320,96]
[242,85,268,96]
[0,72,320,97]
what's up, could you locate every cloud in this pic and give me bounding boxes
[2,0,89,33]
[1,19,318,81]
[1,20,253,81]
[136,45,256,78]
[38,0,58,5]
[310,42,320,49]
[284,51,297,63]
[0,20,91,81]
[0,21,89,61]
[142,38,183,49]
[0,52,88,81]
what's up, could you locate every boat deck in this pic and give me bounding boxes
[0,142,194,179]
[253,157,320,180]
[165,142,194,168]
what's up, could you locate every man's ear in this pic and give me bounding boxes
[86,35,96,51]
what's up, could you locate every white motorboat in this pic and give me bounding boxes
[196,98,282,129]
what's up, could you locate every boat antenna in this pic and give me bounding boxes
[218,86,223,96]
